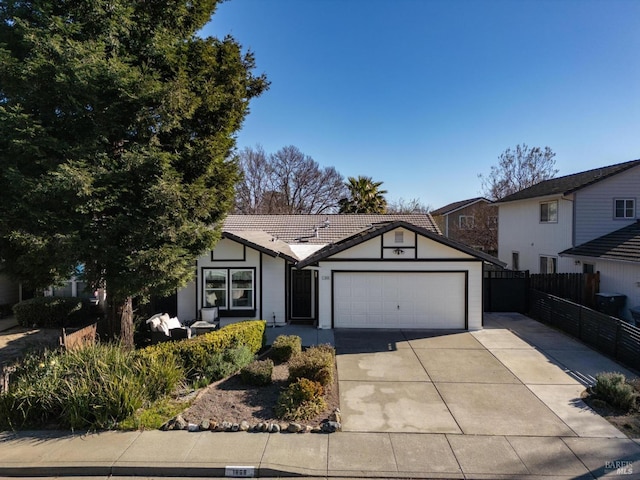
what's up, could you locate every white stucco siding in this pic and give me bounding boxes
[316,260,483,330]
[260,254,287,326]
[212,238,246,260]
[177,278,197,321]
[330,238,381,258]
[416,236,474,259]
[498,196,575,273]
[574,165,640,245]
[588,260,640,322]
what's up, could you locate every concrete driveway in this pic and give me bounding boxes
[335,312,636,437]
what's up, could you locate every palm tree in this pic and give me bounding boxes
[339,176,388,213]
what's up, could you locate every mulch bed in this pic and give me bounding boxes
[182,360,340,427]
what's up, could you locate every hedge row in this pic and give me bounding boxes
[13,297,84,328]
[142,320,266,382]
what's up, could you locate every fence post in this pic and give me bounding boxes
[578,304,582,340]
[614,319,620,360]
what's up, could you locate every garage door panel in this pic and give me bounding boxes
[334,272,466,329]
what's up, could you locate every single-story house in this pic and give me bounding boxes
[176,214,504,330]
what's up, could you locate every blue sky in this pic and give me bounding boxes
[201,0,640,209]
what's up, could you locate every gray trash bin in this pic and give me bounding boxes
[630,306,640,327]
[595,292,627,318]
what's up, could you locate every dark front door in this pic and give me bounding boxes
[291,269,313,319]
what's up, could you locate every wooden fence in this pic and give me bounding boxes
[530,272,600,308]
[59,322,97,351]
[529,290,640,370]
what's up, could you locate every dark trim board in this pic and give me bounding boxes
[330,269,469,329]
[320,257,483,263]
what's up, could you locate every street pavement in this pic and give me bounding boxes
[0,312,639,479]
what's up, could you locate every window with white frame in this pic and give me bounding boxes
[203,268,255,310]
[459,215,474,229]
[614,199,635,219]
[539,256,557,274]
[540,200,558,223]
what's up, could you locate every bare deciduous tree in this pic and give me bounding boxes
[386,197,431,214]
[235,145,346,214]
[235,145,271,214]
[479,144,558,200]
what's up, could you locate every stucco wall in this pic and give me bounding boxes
[498,195,576,273]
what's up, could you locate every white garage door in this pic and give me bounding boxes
[333,272,466,329]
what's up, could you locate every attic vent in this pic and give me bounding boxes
[395,231,404,243]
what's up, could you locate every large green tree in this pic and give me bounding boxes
[0,0,268,344]
[339,176,388,213]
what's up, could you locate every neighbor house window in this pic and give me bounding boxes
[583,263,595,274]
[540,201,558,223]
[512,252,520,270]
[394,231,404,243]
[614,199,635,219]
[488,216,498,230]
[203,268,254,310]
[459,215,474,229]
[539,256,557,274]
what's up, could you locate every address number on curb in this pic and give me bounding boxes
[225,466,255,478]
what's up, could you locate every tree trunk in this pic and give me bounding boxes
[119,296,134,349]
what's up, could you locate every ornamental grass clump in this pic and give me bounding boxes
[275,377,326,421]
[240,359,274,386]
[271,335,302,363]
[288,344,335,387]
[0,343,184,430]
[593,372,638,412]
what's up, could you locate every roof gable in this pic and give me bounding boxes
[560,220,640,264]
[296,220,505,267]
[496,159,640,203]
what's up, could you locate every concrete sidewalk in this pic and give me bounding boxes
[1,314,639,478]
[1,429,639,478]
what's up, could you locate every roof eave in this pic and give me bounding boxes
[222,232,298,263]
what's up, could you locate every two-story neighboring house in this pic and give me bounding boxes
[431,197,498,256]
[496,158,640,321]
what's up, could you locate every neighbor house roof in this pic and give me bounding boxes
[496,159,640,203]
[222,214,441,244]
[560,221,640,264]
[431,197,491,216]
[294,220,506,268]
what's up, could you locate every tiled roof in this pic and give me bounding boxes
[560,221,640,264]
[431,197,490,216]
[222,214,440,244]
[496,159,640,203]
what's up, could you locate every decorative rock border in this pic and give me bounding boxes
[162,409,341,433]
